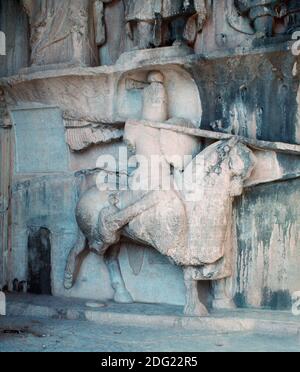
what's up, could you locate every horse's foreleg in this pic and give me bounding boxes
[212,279,235,310]
[64,230,86,289]
[183,268,209,317]
[104,244,134,304]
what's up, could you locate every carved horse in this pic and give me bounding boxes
[64,138,257,316]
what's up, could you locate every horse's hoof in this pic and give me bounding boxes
[64,273,74,290]
[184,303,209,317]
[114,290,134,304]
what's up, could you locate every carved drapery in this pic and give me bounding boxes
[22,0,97,66]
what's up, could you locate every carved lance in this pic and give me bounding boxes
[141,119,300,155]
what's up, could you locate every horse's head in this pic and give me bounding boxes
[225,138,256,197]
[182,138,256,202]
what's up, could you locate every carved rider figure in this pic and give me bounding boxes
[98,71,172,243]
[124,0,208,49]
[98,71,199,246]
[234,0,282,37]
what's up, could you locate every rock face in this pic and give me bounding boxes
[283,0,300,34]
[234,0,281,37]
[1,0,300,313]
[0,291,5,315]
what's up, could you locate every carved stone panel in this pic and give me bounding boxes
[11,107,69,173]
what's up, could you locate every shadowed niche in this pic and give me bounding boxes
[28,227,52,295]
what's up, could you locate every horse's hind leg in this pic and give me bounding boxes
[64,230,86,289]
[212,279,235,310]
[104,244,134,304]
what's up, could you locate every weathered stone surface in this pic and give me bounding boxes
[21,0,97,67]
[10,174,80,289]
[119,244,186,305]
[0,89,12,291]
[11,107,69,173]
[0,291,5,315]
[234,177,300,310]
[124,0,193,22]
[9,172,115,302]
[94,0,106,47]
[116,63,202,122]
[1,43,298,146]
[64,115,124,151]
[0,0,29,77]
[99,0,127,65]
[284,0,300,34]
[123,0,208,49]
[235,0,282,37]
[1,0,300,316]
[64,70,280,316]
[143,120,300,155]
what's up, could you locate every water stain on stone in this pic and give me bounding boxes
[262,288,292,310]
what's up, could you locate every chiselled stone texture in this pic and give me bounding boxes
[0,88,12,291]
[235,178,300,310]
[64,67,300,316]
[235,0,282,37]
[123,0,207,49]
[0,291,5,315]
[9,173,115,301]
[21,0,97,67]
[64,116,124,151]
[0,0,29,77]
[11,107,69,173]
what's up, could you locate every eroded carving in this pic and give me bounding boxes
[22,0,96,66]
[124,0,208,49]
[64,114,124,151]
[93,0,114,49]
[65,135,257,315]
[234,0,282,37]
[64,70,254,316]
[63,63,300,316]
[0,291,5,315]
[2,0,300,319]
